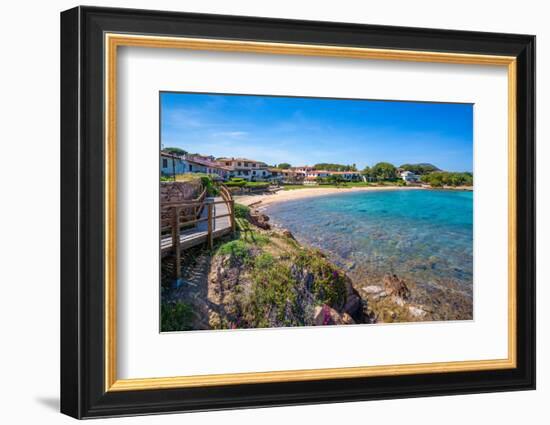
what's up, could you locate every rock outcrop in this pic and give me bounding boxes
[313,305,355,325]
[383,274,411,300]
[249,210,271,230]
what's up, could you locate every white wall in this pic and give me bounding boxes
[0,0,546,424]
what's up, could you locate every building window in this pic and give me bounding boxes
[162,158,168,168]
[189,164,193,172]
[252,171,256,175]
[226,162,231,166]
[253,163,257,167]
[244,162,249,167]
[238,162,242,167]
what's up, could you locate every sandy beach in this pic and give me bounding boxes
[234,186,424,207]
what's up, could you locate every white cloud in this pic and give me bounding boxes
[212,131,249,138]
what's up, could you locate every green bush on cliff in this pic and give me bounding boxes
[234,203,250,219]
[254,252,275,269]
[248,261,301,327]
[217,239,250,262]
[242,247,348,328]
[161,301,194,332]
[294,250,347,308]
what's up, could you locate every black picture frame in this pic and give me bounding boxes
[60,5,535,419]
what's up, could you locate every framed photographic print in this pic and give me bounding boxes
[60,6,535,419]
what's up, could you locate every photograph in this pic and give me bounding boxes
[159,92,474,332]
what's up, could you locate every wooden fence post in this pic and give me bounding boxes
[172,206,181,281]
[207,203,213,249]
[230,200,236,235]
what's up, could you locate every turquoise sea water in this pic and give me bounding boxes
[264,189,473,294]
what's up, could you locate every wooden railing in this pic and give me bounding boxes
[161,185,236,281]
[220,184,236,235]
[160,188,206,237]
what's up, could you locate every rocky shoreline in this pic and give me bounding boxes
[249,206,473,324]
[162,204,472,332]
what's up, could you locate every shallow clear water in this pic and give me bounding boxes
[265,189,473,293]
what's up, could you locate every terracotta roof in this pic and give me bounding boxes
[217,157,267,164]
[186,156,234,171]
[160,151,183,159]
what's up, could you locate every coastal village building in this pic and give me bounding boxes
[304,170,331,182]
[161,151,364,184]
[268,168,285,182]
[280,169,305,184]
[160,152,232,179]
[333,171,364,181]
[217,157,271,181]
[186,155,233,180]
[400,170,420,184]
[294,166,315,174]
[303,169,363,182]
[161,152,189,175]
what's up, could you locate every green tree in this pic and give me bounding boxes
[163,147,187,156]
[314,163,356,172]
[278,163,291,169]
[420,172,473,187]
[371,162,397,181]
[400,163,439,175]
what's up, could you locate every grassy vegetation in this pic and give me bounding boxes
[172,173,207,182]
[212,212,351,328]
[294,250,347,308]
[161,301,194,332]
[217,240,250,263]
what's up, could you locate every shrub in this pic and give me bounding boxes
[161,301,194,331]
[294,250,347,309]
[226,178,247,188]
[199,175,219,196]
[245,181,270,189]
[217,240,250,262]
[254,252,275,269]
[234,203,250,219]
[247,261,301,327]
[420,172,473,187]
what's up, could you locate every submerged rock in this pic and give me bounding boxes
[383,274,411,300]
[408,305,427,318]
[363,285,384,294]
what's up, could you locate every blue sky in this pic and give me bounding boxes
[160,92,473,172]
